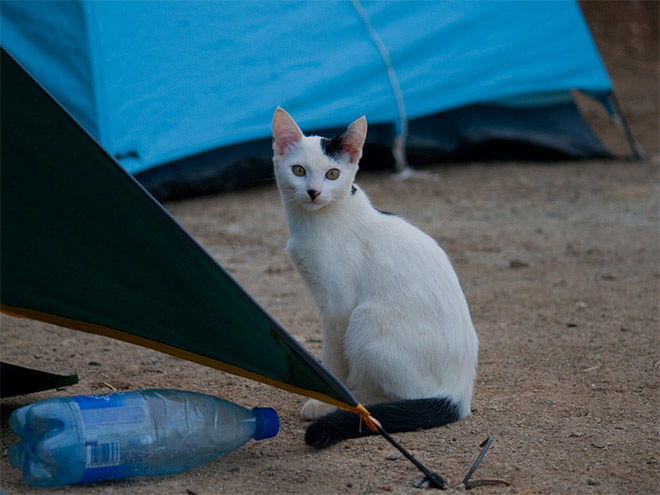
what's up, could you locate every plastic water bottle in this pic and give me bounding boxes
[7,389,279,487]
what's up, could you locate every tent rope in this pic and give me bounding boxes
[605,92,647,160]
[377,425,447,489]
[353,404,498,490]
[352,404,445,488]
[351,0,410,174]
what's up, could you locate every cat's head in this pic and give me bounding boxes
[272,107,367,211]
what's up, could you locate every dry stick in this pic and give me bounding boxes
[465,479,512,489]
[458,436,510,490]
[462,435,494,485]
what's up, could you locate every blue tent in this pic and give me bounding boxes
[1,1,628,199]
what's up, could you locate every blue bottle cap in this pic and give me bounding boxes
[251,407,279,440]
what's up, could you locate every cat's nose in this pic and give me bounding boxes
[307,189,320,200]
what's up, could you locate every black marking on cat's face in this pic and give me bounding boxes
[320,127,349,159]
[351,185,357,195]
[375,208,395,216]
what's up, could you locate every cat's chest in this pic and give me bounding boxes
[287,237,354,281]
[286,233,360,310]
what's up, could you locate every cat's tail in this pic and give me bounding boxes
[304,397,461,448]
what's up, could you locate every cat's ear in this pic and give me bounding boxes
[273,107,304,157]
[339,116,367,163]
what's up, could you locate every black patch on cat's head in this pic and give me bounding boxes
[320,136,342,159]
[351,184,357,195]
[320,128,349,160]
[375,208,395,216]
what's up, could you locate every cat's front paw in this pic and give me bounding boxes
[301,399,338,420]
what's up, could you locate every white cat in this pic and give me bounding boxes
[272,107,478,448]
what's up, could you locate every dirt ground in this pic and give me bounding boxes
[1,2,658,494]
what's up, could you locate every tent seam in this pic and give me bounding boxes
[351,0,409,172]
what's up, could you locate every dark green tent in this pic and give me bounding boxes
[0,48,356,412]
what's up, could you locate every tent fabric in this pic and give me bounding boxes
[0,48,357,411]
[136,100,612,201]
[1,1,611,183]
[0,362,79,398]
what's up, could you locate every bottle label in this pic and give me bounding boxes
[72,393,151,483]
[86,440,120,468]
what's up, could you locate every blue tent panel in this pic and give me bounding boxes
[1,1,612,197]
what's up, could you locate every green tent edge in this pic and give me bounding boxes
[1,303,352,410]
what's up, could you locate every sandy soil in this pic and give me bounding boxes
[1,2,658,494]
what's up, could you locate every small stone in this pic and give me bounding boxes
[509,259,529,269]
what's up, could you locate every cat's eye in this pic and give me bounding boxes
[292,165,306,177]
[325,168,340,180]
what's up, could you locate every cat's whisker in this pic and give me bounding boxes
[268,189,289,201]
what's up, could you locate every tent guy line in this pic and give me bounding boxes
[351,0,409,173]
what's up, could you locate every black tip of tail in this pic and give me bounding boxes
[305,397,461,449]
[305,409,360,448]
